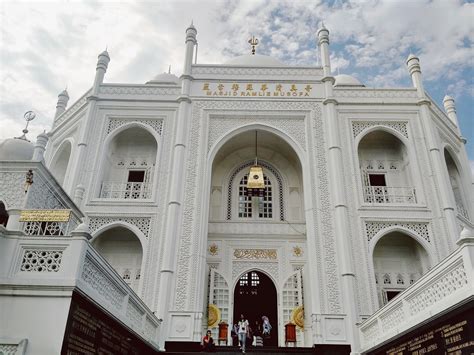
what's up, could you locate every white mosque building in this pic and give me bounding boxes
[0,24,473,355]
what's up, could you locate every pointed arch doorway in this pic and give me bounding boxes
[233,271,278,346]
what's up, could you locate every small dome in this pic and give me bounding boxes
[146,72,180,85]
[224,54,286,67]
[334,74,364,87]
[0,138,34,161]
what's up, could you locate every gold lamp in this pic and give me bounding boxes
[246,131,265,197]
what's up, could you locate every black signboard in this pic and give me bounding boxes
[368,300,474,355]
[61,291,158,355]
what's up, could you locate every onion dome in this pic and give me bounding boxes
[146,72,180,85]
[0,137,34,161]
[334,74,364,87]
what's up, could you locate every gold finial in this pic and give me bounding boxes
[248,35,259,55]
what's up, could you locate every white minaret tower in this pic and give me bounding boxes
[157,22,197,347]
[406,54,459,249]
[32,132,49,162]
[54,89,69,120]
[68,49,110,200]
[317,24,360,354]
[443,95,460,129]
[92,50,110,95]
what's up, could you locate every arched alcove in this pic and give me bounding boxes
[50,140,72,186]
[358,130,416,204]
[92,226,143,293]
[372,231,429,306]
[99,126,157,199]
[233,270,278,347]
[210,129,304,223]
[444,149,469,219]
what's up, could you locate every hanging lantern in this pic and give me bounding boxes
[246,163,265,197]
[246,131,265,197]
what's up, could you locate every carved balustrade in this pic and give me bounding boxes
[358,239,473,352]
[363,186,417,204]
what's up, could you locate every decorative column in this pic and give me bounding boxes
[406,55,459,246]
[443,95,473,220]
[317,25,360,354]
[32,132,49,162]
[443,96,460,130]
[156,23,197,342]
[68,50,110,194]
[54,89,69,120]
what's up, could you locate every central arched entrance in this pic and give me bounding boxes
[233,271,278,346]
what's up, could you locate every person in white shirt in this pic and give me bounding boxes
[237,314,249,353]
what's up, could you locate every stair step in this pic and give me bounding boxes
[166,346,316,354]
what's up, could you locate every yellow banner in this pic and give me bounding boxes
[19,209,71,222]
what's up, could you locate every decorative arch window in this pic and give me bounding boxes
[228,161,284,221]
[238,174,273,219]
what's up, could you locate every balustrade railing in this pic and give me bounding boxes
[100,181,152,199]
[23,220,71,236]
[363,186,416,204]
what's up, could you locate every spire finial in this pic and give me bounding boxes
[16,111,36,141]
[168,65,171,74]
[248,35,259,55]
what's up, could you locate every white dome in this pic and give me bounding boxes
[0,138,34,161]
[146,72,179,85]
[224,54,286,67]
[334,74,364,87]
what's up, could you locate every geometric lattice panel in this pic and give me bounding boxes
[106,118,163,136]
[89,216,151,238]
[20,249,63,272]
[352,121,408,139]
[365,221,430,242]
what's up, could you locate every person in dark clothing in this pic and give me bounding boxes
[201,330,215,352]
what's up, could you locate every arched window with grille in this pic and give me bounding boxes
[237,173,275,220]
[229,161,284,221]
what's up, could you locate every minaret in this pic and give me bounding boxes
[406,54,459,248]
[156,22,196,344]
[68,49,110,200]
[92,50,110,96]
[317,25,360,353]
[54,89,69,120]
[32,131,49,162]
[443,95,460,129]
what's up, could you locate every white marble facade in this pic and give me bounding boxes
[7,24,472,352]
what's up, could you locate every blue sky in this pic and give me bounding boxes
[1,0,472,172]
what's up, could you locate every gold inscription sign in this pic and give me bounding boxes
[20,209,71,222]
[233,249,277,260]
[202,82,313,97]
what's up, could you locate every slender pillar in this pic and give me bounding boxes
[156,23,196,343]
[54,89,69,120]
[317,26,360,354]
[32,132,49,162]
[443,95,460,129]
[68,50,110,193]
[443,95,473,219]
[406,55,459,246]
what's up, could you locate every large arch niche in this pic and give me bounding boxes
[372,231,430,306]
[444,149,469,219]
[92,226,143,293]
[209,129,305,223]
[358,130,416,204]
[98,126,157,199]
[50,141,72,186]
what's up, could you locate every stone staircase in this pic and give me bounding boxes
[165,345,350,354]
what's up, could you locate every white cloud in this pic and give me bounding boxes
[0,0,472,152]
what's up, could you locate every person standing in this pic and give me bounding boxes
[237,314,249,353]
